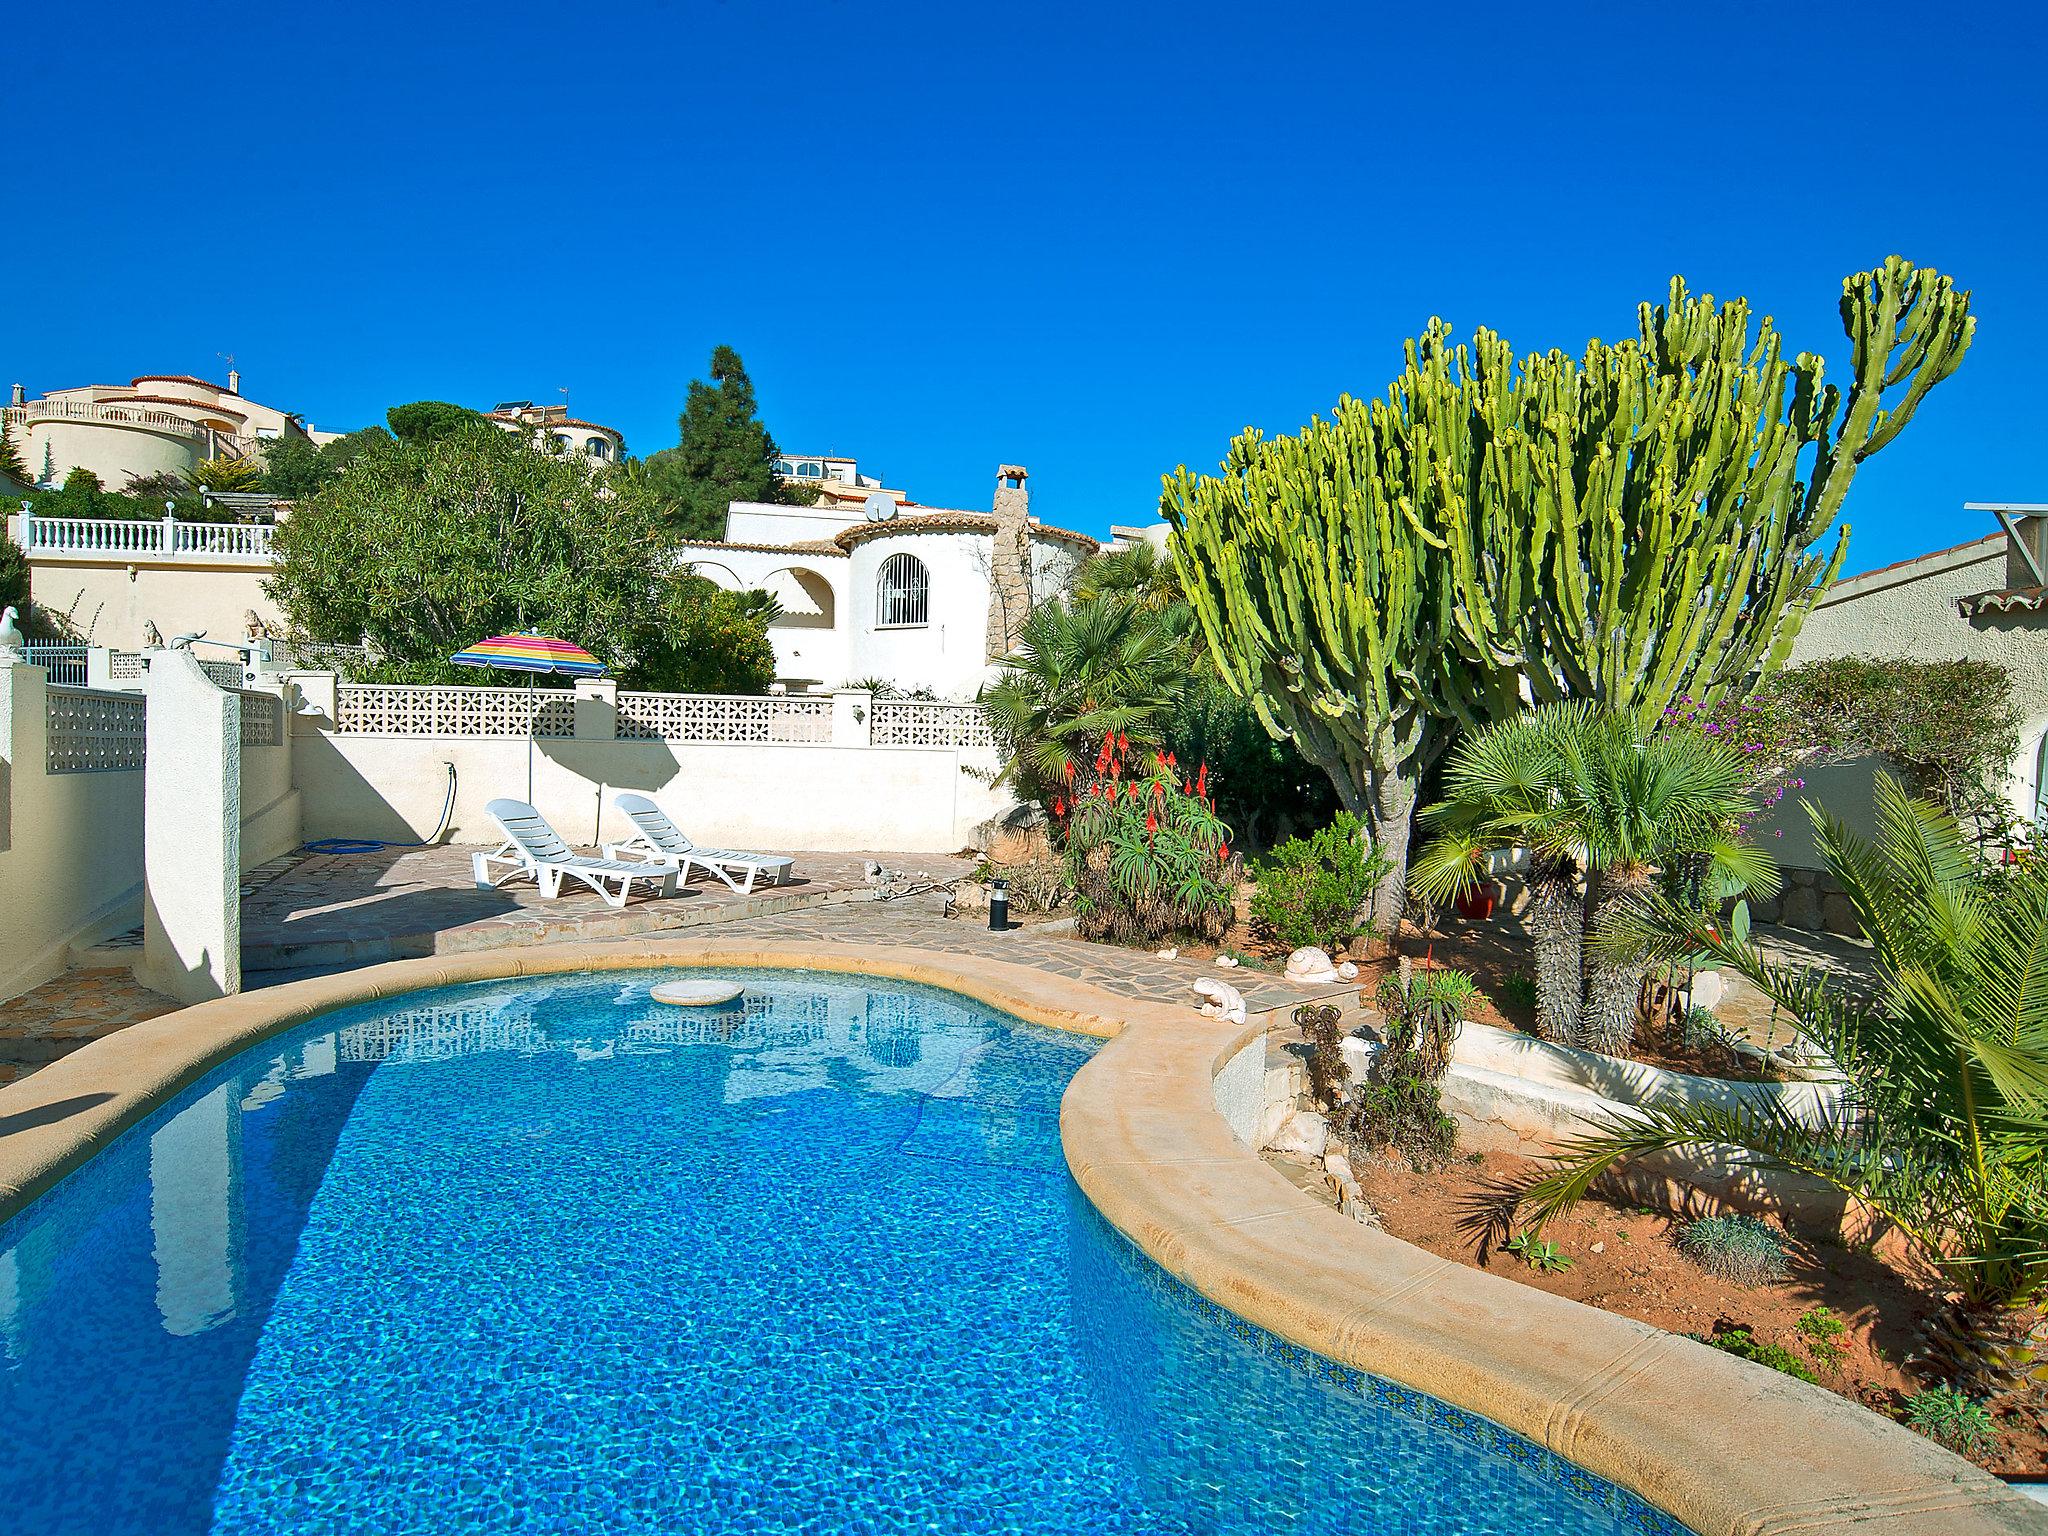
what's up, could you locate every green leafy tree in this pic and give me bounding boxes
[267,422,772,691]
[640,346,811,541]
[259,426,392,500]
[186,455,263,493]
[1523,777,2048,1396]
[0,422,29,487]
[1412,704,1775,1054]
[386,400,487,443]
[0,534,29,614]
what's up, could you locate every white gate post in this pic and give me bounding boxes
[142,650,240,1002]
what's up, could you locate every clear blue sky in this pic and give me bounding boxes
[10,1,2043,572]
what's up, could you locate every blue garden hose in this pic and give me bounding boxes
[302,762,458,856]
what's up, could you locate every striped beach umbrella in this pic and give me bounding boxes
[450,631,607,803]
[450,632,606,677]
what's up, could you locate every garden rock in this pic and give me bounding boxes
[1686,971,1725,1012]
[1267,1110,1329,1159]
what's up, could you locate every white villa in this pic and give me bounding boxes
[4,372,321,490]
[483,401,626,464]
[681,464,1103,696]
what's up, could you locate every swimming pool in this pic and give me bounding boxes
[0,970,1687,1533]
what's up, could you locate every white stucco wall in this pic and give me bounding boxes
[846,532,997,699]
[679,546,852,688]
[1754,531,2048,861]
[20,550,279,652]
[0,665,147,1002]
[17,420,202,490]
[291,733,1007,853]
[725,501,864,545]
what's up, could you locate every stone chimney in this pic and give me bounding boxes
[9,383,22,406]
[985,465,1032,660]
[226,368,242,395]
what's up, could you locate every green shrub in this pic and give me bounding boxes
[1904,1385,1999,1457]
[1248,812,1390,952]
[1676,1213,1788,1286]
[1337,1077,1457,1172]
[0,535,27,615]
[1495,973,1538,1013]
[1680,1004,1729,1053]
[1796,1305,1847,1372]
[1689,1324,1819,1384]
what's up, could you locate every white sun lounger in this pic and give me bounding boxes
[474,798,680,909]
[602,793,795,895]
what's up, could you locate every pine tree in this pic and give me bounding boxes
[641,346,808,540]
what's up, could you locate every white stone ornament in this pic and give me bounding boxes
[1191,976,1247,1025]
[1283,946,1342,985]
[0,605,23,657]
[651,978,746,1007]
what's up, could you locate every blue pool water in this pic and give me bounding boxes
[0,970,1688,1534]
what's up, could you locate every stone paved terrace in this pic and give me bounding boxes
[84,845,982,976]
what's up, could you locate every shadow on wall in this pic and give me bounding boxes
[289,732,686,848]
[534,739,685,848]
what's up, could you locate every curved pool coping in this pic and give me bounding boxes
[0,938,2036,1536]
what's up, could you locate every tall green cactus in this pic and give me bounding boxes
[1520,256,1973,719]
[1161,323,1531,926]
[1164,257,1971,921]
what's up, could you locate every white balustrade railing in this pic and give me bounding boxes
[335,683,578,738]
[3,399,211,442]
[45,685,147,773]
[14,511,276,563]
[871,700,996,749]
[617,691,832,743]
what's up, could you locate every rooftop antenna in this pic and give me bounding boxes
[559,384,570,416]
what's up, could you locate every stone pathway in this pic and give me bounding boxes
[0,971,179,1085]
[653,900,1341,1013]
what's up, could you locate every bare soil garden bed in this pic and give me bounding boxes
[1275,1145,2048,1476]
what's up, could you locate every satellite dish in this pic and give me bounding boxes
[863,492,899,523]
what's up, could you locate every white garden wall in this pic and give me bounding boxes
[292,734,1005,852]
[0,665,147,1001]
[287,681,1014,853]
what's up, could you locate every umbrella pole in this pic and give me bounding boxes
[527,675,537,805]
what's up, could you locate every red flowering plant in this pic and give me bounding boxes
[1053,731,1240,945]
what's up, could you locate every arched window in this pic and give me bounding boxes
[586,436,611,460]
[876,552,930,627]
[795,461,823,478]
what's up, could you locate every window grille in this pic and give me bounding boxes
[876,553,930,627]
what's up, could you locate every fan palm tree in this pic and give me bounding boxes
[1073,540,1183,614]
[1411,705,1773,1053]
[1520,775,2048,1395]
[1559,713,1776,1053]
[1411,704,1598,1044]
[980,594,1192,804]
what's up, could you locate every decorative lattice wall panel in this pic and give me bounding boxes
[335,684,577,737]
[239,690,284,746]
[871,701,995,749]
[615,692,832,743]
[45,687,147,773]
